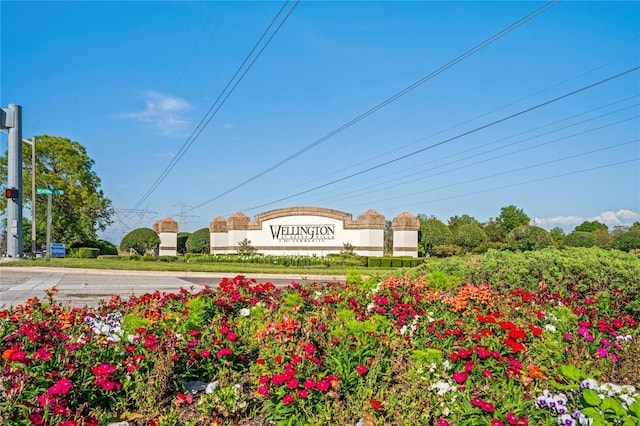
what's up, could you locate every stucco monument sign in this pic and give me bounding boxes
[153,207,419,257]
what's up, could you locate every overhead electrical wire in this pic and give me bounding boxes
[222,66,639,215]
[301,100,640,203]
[186,0,561,214]
[388,157,639,211]
[312,112,639,205]
[345,139,639,210]
[133,0,300,210]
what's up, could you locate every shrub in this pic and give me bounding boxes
[177,232,190,255]
[614,230,640,252]
[419,218,453,256]
[96,239,118,255]
[77,247,100,259]
[185,228,210,254]
[120,228,160,255]
[453,224,487,253]
[564,231,600,247]
[433,244,465,257]
[505,225,553,251]
[416,247,640,316]
[237,238,257,255]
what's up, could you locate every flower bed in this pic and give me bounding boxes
[1,274,639,425]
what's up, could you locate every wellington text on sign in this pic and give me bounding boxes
[269,224,336,242]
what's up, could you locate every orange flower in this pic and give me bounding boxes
[2,349,15,360]
[528,364,546,379]
[45,285,58,296]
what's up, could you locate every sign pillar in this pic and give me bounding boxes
[2,104,23,258]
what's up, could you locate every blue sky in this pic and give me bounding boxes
[1,1,639,243]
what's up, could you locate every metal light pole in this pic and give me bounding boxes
[23,137,36,258]
[1,104,23,258]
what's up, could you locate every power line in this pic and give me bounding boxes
[348,139,639,209]
[226,66,639,215]
[186,0,560,213]
[133,0,299,210]
[311,112,638,205]
[389,157,639,210]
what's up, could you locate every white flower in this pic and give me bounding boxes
[545,324,557,333]
[205,381,219,394]
[400,325,408,335]
[239,308,251,317]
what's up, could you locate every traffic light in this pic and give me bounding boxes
[5,188,19,200]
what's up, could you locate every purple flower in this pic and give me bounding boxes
[557,414,575,426]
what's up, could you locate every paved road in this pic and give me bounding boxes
[0,266,343,310]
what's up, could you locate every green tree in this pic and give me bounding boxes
[564,231,600,248]
[505,225,553,251]
[482,218,505,242]
[177,232,190,255]
[613,231,640,252]
[453,224,487,253]
[447,214,479,234]
[418,217,453,256]
[574,220,608,233]
[185,228,210,254]
[496,205,530,234]
[549,227,566,246]
[0,135,113,246]
[120,228,160,255]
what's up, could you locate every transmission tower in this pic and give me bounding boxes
[174,203,199,232]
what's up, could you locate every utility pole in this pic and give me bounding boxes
[1,104,23,258]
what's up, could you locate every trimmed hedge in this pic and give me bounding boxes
[368,257,425,268]
[77,248,100,259]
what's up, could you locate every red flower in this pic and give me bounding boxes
[91,363,115,377]
[370,397,382,410]
[175,392,193,407]
[491,420,505,426]
[452,371,468,384]
[216,348,232,356]
[282,393,295,405]
[303,377,316,389]
[286,378,299,389]
[355,364,368,375]
[199,350,210,357]
[49,378,73,395]
[297,389,308,399]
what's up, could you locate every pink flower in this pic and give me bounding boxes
[452,371,468,384]
[217,348,232,356]
[297,389,308,399]
[91,363,115,377]
[355,364,368,375]
[49,378,73,395]
[303,377,316,389]
[226,332,237,341]
[286,378,299,389]
[596,347,609,358]
[199,350,210,357]
[282,394,295,405]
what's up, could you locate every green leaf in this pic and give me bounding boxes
[560,364,585,382]
[582,389,603,407]
[581,407,602,418]
[549,378,579,391]
[629,401,640,418]
[601,397,627,417]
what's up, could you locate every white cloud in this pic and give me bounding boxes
[533,209,640,231]
[153,152,176,158]
[118,91,191,135]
